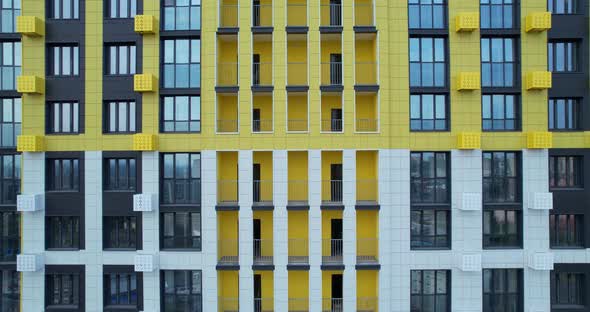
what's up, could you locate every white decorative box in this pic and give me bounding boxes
[528,192,553,210]
[460,193,482,211]
[134,254,158,272]
[17,254,43,272]
[528,252,554,271]
[458,254,481,272]
[133,194,156,212]
[16,194,44,212]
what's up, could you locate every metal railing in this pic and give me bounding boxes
[253,62,273,86]
[254,297,274,312]
[218,180,239,204]
[217,120,239,133]
[288,297,309,312]
[287,3,307,26]
[321,119,343,132]
[288,62,308,86]
[322,180,343,202]
[252,4,273,27]
[356,238,378,264]
[320,3,342,26]
[321,62,343,86]
[253,180,273,203]
[356,179,378,201]
[355,62,378,85]
[219,297,239,312]
[253,239,274,265]
[220,5,239,28]
[252,119,273,132]
[288,238,309,264]
[218,62,239,86]
[322,298,343,312]
[354,3,374,26]
[217,239,239,265]
[355,119,378,132]
[322,239,343,264]
[287,119,308,132]
[356,297,378,312]
[288,180,308,202]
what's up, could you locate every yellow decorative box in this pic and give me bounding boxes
[133,134,158,151]
[17,76,44,94]
[17,135,44,152]
[16,16,44,36]
[457,132,481,150]
[526,12,551,32]
[134,15,156,34]
[456,72,481,91]
[455,13,479,32]
[527,132,553,149]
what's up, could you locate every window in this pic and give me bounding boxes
[483,152,519,203]
[106,44,136,75]
[481,38,515,87]
[107,0,137,18]
[550,214,584,248]
[161,153,201,205]
[46,273,80,308]
[0,212,19,262]
[105,101,136,134]
[411,270,450,312]
[548,0,578,14]
[46,216,80,249]
[0,98,21,147]
[483,269,522,312]
[162,0,201,31]
[104,216,137,249]
[105,158,137,191]
[551,272,585,307]
[0,269,19,312]
[482,94,518,131]
[161,270,202,312]
[409,37,446,87]
[408,0,446,29]
[47,158,80,191]
[0,41,21,90]
[550,156,583,188]
[49,45,79,76]
[483,209,521,247]
[411,209,449,249]
[549,99,580,131]
[49,0,79,19]
[163,39,201,88]
[162,96,201,133]
[162,212,201,250]
[48,101,80,134]
[548,41,578,72]
[410,94,447,131]
[104,272,139,309]
[480,0,514,29]
[0,0,20,33]
[0,154,20,205]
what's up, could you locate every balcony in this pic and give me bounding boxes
[322,298,343,312]
[322,239,343,266]
[355,62,378,89]
[286,2,308,32]
[217,62,239,89]
[356,179,378,206]
[320,3,342,31]
[217,180,238,210]
[288,298,309,312]
[217,239,239,267]
[252,120,273,133]
[253,239,273,267]
[217,119,239,133]
[355,119,378,132]
[252,62,273,90]
[219,297,240,312]
[252,3,273,32]
[321,62,343,90]
[356,238,378,266]
[288,180,308,208]
[254,298,274,312]
[287,62,308,87]
[287,120,308,132]
[219,4,239,30]
[357,297,378,312]
[321,180,343,206]
[288,238,309,266]
[321,119,343,133]
[253,180,273,208]
[354,2,375,31]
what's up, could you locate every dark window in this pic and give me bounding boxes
[548,0,578,14]
[481,38,515,88]
[551,272,585,307]
[549,156,583,188]
[0,269,18,311]
[549,98,580,131]
[162,96,201,133]
[162,212,201,250]
[483,152,519,203]
[104,272,139,309]
[0,41,21,90]
[410,94,447,131]
[408,0,446,29]
[47,158,80,191]
[0,98,21,147]
[106,44,136,75]
[161,153,201,205]
[548,41,578,72]
[104,216,137,249]
[0,154,20,205]
[48,101,80,134]
[482,94,518,131]
[46,216,80,249]
[163,39,201,89]
[409,37,446,87]
[483,269,522,312]
[0,1,20,33]
[46,273,80,308]
[161,270,202,312]
[49,45,79,76]
[483,209,521,247]
[411,270,450,312]
[0,212,19,262]
[411,209,449,249]
[480,0,514,29]
[107,0,137,18]
[49,0,80,19]
[105,158,137,191]
[162,0,201,31]
[105,100,136,134]
[550,214,584,248]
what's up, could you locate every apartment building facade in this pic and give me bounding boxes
[0,0,586,311]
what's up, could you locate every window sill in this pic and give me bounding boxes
[550,246,585,250]
[46,132,83,136]
[103,132,138,135]
[103,248,137,252]
[482,246,523,250]
[46,190,81,193]
[160,248,202,252]
[550,187,584,191]
[410,247,451,251]
[104,189,137,193]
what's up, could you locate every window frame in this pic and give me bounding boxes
[480,0,518,30]
[46,215,81,250]
[548,40,579,73]
[105,0,138,19]
[105,44,137,76]
[482,269,523,312]
[551,271,586,308]
[548,0,579,15]
[410,93,449,132]
[0,98,21,148]
[160,211,201,251]
[161,38,201,89]
[408,0,447,30]
[161,0,202,31]
[0,269,19,312]
[549,156,583,189]
[482,151,521,205]
[46,158,81,192]
[409,36,448,88]
[0,41,21,91]
[104,100,137,134]
[480,37,518,88]
[45,269,84,310]
[103,267,143,311]
[160,95,201,133]
[48,44,80,77]
[103,216,138,250]
[482,93,520,131]
[47,0,80,20]
[160,270,202,312]
[0,0,20,33]
[483,209,522,248]
[0,211,19,262]
[549,98,580,131]
[550,214,584,249]
[410,270,451,312]
[160,153,201,206]
[104,157,137,191]
[47,101,80,134]
[0,153,20,206]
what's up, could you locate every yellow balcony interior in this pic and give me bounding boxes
[321,94,343,132]
[288,210,309,264]
[357,210,378,265]
[254,271,274,310]
[321,34,342,86]
[320,0,341,27]
[253,151,273,204]
[253,0,273,27]
[354,0,374,27]
[217,34,238,86]
[252,94,273,132]
[287,34,308,86]
[217,211,239,265]
[254,211,274,265]
[287,93,308,132]
[356,150,378,204]
[218,271,239,312]
[287,0,307,27]
[321,210,343,262]
[322,271,344,309]
[355,33,377,86]
[288,151,308,205]
[217,151,238,206]
[357,271,378,311]
[217,94,239,133]
[253,34,273,86]
[355,93,378,132]
[321,151,343,203]
[219,0,238,28]
[288,271,309,311]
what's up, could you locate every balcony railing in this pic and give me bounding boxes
[288,180,308,203]
[252,4,273,27]
[219,297,240,312]
[218,62,239,86]
[218,179,239,205]
[220,5,239,28]
[320,4,342,27]
[354,3,374,27]
[321,62,343,86]
[356,179,378,202]
[218,239,239,265]
[287,4,307,26]
[253,239,273,265]
[288,298,309,312]
[252,119,273,132]
[357,297,378,312]
[355,119,378,132]
[287,119,308,132]
[355,62,377,85]
[217,119,239,133]
[322,180,343,203]
[288,238,309,265]
[288,62,308,86]
[254,298,274,312]
[253,180,273,204]
[253,62,273,86]
[356,238,378,264]
[322,239,343,265]
[322,298,343,312]
[321,119,343,132]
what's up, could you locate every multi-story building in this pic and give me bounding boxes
[0,0,586,311]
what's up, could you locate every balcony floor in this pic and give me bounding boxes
[218,256,239,266]
[288,256,309,265]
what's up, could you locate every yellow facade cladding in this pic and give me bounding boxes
[20,0,587,152]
